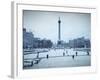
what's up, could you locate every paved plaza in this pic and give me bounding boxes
[23,49,91,69]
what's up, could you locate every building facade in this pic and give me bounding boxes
[23,28,53,49]
[68,37,91,48]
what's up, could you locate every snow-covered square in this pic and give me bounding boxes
[23,48,91,69]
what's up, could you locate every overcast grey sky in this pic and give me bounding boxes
[23,10,91,43]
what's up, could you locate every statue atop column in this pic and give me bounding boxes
[57,17,61,46]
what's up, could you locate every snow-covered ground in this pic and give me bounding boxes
[24,49,91,69]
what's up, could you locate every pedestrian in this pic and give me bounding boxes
[66,50,68,54]
[31,61,33,66]
[36,60,39,64]
[87,51,89,55]
[46,54,49,59]
[72,55,75,59]
[76,51,78,56]
[37,52,39,58]
[63,52,65,56]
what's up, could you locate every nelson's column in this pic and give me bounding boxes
[57,17,62,46]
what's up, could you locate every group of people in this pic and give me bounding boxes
[63,50,90,60]
[36,49,90,60]
[62,51,76,59]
